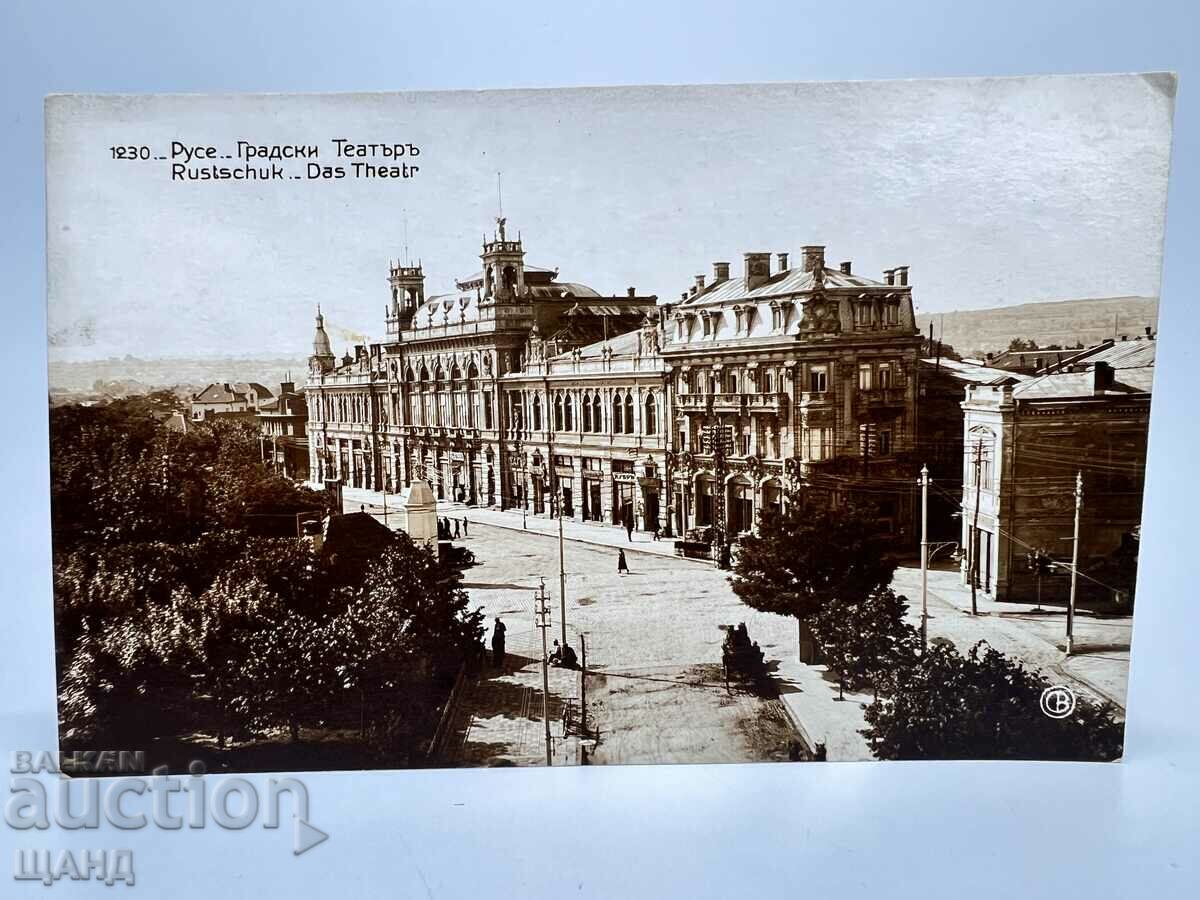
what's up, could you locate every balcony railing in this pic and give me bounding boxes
[674,391,788,414]
[859,387,906,407]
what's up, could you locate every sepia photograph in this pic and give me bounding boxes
[45,74,1174,772]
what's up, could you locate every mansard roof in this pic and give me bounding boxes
[678,266,898,307]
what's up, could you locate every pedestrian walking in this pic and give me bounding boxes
[652,522,661,541]
[624,512,633,542]
[462,516,469,536]
[453,518,461,539]
[491,616,507,670]
[617,548,629,575]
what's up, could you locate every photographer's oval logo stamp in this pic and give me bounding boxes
[1040,685,1077,719]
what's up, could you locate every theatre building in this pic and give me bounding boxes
[660,246,922,542]
[304,218,657,505]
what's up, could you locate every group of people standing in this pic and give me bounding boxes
[487,617,578,671]
[438,516,468,540]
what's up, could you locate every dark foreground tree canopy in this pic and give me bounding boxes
[51,401,483,770]
[728,490,1122,762]
[729,494,897,623]
[862,641,1124,761]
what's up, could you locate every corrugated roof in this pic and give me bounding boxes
[1077,339,1156,369]
[921,358,1027,385]
[1014,371,1152,400]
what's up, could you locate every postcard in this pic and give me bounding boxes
[44,74,1175,771]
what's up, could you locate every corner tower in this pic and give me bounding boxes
[480,217,525,304]
[387,259,424,336]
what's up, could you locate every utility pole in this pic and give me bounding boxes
[1067,471,1082,656]
[970,438,982,616]
[558,487,567,648]
[579,632,588,738]
[919,464,929,650]
[534,578,553,766]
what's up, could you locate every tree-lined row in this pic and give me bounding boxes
[730,496,1123,761]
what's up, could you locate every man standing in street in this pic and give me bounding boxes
[624,509,634,542]
[491,616,507,671]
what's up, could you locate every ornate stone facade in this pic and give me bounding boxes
[304,219,657,509]
[305,231,923,543]
[660,247,922,541]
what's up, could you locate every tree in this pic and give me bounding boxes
[166,574,286,748]
[862,640,1124,761]
[325,536,484,747]
[729,493,896,658]
[811,588,920,695]
[1008,337,1040,352]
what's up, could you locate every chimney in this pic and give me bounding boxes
[800,246,825,273]
[627,286,636,298]
[1120,334,1128,342]
[713,261,731,282]
[743,252,772,290]
[839,261,852,275]
[280,380,295,396]
[1092,361,1114,393]
[883,269,895,286]
[1144,326,1152,338]
[776,252,789,273]
[694,274,706,292]
[896,266,909,286]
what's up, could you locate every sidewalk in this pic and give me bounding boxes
[890,565,1130,711]
[772,656,874,761]
[340,484,708,562]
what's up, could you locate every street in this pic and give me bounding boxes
[346,491,1132,762]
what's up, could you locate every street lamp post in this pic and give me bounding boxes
[919,464,929,651]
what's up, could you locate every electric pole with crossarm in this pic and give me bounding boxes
[534,578,553,766]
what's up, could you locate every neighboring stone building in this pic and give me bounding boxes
[500,314,672,531]
[959,339,1153,605]
[190,381,273,422]
[257,379,309,479]
[917,358,1026,542]
[304,219,657,507]
[660,247,922,542]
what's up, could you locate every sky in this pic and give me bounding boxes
[45,74,1175,361]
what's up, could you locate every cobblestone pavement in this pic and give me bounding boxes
[428,519,801,766]
[342,490,1131,761]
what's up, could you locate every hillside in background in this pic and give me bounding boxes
[917,296,1159,355]
[48,355,309,400]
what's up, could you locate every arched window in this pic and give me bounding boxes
[624,392,635,434]
[554,395,564,431]
[564,394,575,432]
[612,393,623,434]
[532,394,542,431]
[644,392,657,435]
[582,392,593,432]
[592,393,604,433]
